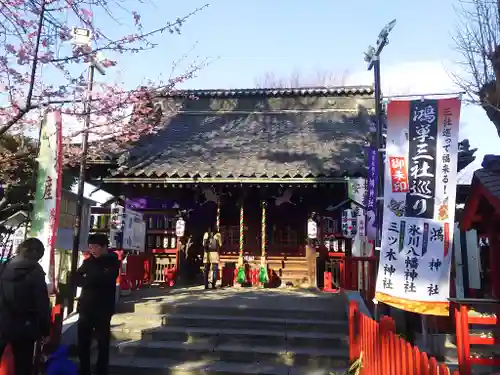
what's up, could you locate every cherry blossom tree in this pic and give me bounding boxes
[0,0,208,227]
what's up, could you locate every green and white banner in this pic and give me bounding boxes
[30,111,63,293]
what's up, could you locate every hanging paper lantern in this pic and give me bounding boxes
[307,219,318,239]
[341,209,357,238]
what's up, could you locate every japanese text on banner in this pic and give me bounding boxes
[375,98,461,316]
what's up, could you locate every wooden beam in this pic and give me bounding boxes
[461,180,482,231]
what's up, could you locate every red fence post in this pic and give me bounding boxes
[421,351,430,375]
[348,300,359,362]
[459,305,472,375]
[0,344,14,375]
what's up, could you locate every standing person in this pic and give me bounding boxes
[0,237,51,375]
[75,234,120,375]
[202,227,221,289]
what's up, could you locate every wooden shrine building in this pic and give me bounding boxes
[87,87,376,287]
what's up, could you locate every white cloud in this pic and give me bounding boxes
[347,60,458,97]
[347,60,500,183]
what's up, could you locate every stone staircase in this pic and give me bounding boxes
[105,287,349,374]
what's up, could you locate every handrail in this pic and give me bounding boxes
[449,297,500,305]
[455,304,500,375]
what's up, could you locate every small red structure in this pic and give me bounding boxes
[461,166,500,298]
[457,162,500,374]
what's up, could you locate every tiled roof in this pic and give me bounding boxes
[113,111,373,179]
[160,86,374,98]
[102,87,376,180]
[474,168,500,203]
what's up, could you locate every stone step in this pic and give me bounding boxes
[111,313,348,334]
[103,356,346,375]
[131,303,346,321]
[112,340,349,369]
[111,325,348,348]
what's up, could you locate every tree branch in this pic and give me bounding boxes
[0,0,46,138]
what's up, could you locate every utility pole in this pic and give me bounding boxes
[364,19,396,253]
[67,27,107,315]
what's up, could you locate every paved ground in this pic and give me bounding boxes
[117,285,347,314]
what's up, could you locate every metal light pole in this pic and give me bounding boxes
[67,27,107,314]
[364,19,396,252]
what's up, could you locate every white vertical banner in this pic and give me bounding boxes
[375,98,461,316]
[347,178,366,257]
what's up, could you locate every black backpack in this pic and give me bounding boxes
[205,233,218,251]
[0,265,41,340]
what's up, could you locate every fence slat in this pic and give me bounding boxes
[0,344,14,375]
[413,346,421,375]
[421,351,430,375]
[400,337,408,375]
[405,342,413,375]
[439,363,450,375]
[429,357,438,375]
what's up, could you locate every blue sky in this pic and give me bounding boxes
[84,0,500,202]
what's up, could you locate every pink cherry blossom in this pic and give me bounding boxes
[0,0,209,175]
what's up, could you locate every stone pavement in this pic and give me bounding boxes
[116,285,350,314]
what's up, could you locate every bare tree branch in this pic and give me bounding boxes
[254,69,349,88]
[453,0,500,137]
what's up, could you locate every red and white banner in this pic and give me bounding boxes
[375,98,461,316]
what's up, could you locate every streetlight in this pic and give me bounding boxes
[364,19,396,252]
[67,27,108,315]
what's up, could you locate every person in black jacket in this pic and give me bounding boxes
[0,237,51,375]
[75,234,120,375]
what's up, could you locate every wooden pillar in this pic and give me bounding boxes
[488,218,500,299]
[306,213,317,288]
[261,200,267,259]
[238,200,244,266]
[216,199,221,233]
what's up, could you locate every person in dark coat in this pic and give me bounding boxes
[75,234,120,375]
[0,237,51,375]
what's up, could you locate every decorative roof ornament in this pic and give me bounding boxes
[273,189,295,206]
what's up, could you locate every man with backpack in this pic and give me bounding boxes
[0,237,52,375]
[202,227,221,289]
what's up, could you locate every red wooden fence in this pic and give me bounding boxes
[344,256,377,303]
[324,256,377,304]
[455,304,500,375]
[349,300,459,375]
